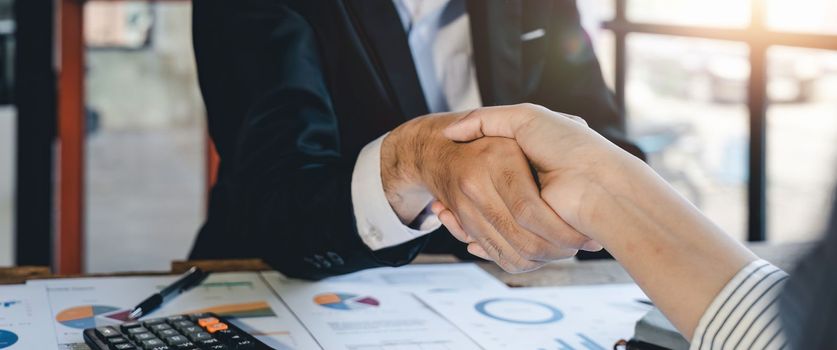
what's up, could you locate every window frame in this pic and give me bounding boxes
[602,0,837,241]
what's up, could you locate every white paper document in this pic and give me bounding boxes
[28,272,318,350]
[417,284,653,350]
[318,263,509,292]
[267,279,482,350]
[0,285,59,350]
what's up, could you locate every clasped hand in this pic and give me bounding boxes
[382,104,620,273]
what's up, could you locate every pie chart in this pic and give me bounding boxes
[314,293,380,311]
[474,298,564,325]
[0,330,18,349]
[56,305,125,329]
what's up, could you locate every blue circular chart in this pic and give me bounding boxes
[0,330,18,349]
[474,298,563,325]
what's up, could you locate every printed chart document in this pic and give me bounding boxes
[28,272,319,350]
[0,285,59,350]
[417,284,652,350]
[316,263,509,292]
[267,279,482,350]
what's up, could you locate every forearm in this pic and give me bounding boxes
[579,154,757,338]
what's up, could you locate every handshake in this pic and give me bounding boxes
[381,103,636,273]
[384,103,762,339]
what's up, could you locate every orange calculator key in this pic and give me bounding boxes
[206,322,228,333]
[197,317,219,327]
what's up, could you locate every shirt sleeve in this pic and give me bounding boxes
[351,134,442,251]
[690,260,790,350]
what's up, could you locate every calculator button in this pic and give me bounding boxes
[156,329,179,338]
[171,320,196,330]
[112,344,137,350]
[96,326,121,338]
[108,336,128,345]
[206,323,228,333]
[127,327,149,335]
[206,344,228,350]
[143,318,167,327]
[141,338,165,349]
[133,332,156,341]
[164,335,189,346]
[181,326,201,334]
[150,324,173,332]
[197,317,220,327]
[166,315,187,322]
[188,332,212,342]
[142,338,166,349]
[121,322,143,333]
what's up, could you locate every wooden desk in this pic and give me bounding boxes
[0,242,814,286]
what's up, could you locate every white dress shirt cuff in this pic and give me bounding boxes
[351,134,442,251]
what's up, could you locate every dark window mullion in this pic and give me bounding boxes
[747,0,768,241]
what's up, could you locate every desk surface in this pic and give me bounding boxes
[0,242,813,286]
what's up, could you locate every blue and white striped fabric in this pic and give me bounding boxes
[690,260,789,350]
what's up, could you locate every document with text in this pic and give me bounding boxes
[417,283,653,350]
[0,285,59,350]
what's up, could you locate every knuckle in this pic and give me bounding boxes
[457,176,484,199]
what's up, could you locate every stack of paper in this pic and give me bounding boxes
[0,263,654,350]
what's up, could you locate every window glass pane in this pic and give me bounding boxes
[627,34,750,241]
[766,0,837,35]
[628,0,750,28]
[578,0,616,90]
[85,2,204,273]
[767,47,837,243]
[0,106,13,266]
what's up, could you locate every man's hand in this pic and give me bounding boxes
[432,104,625,258]
[381,112,600,273]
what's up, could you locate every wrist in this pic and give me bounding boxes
[381,116,450,222]
[539,147,642,238]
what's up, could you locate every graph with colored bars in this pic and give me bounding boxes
[186,301,275,318]
[550,333,608,350]
[314,293,380,311]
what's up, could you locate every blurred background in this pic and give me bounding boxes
[1,0,835,273]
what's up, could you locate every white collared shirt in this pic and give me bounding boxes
[351,0,482,250]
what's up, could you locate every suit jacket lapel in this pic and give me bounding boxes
[467,0,522,106]
[345,0,429,119]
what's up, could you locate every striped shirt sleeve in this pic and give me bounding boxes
[690,260,790,350]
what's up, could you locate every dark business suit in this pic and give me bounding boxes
[189,0,637,279]
[780,193,837,349]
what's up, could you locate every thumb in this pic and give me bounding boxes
[443,105,530,142]
[442,109,486,142]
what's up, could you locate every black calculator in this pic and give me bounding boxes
[82,312,272,350]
